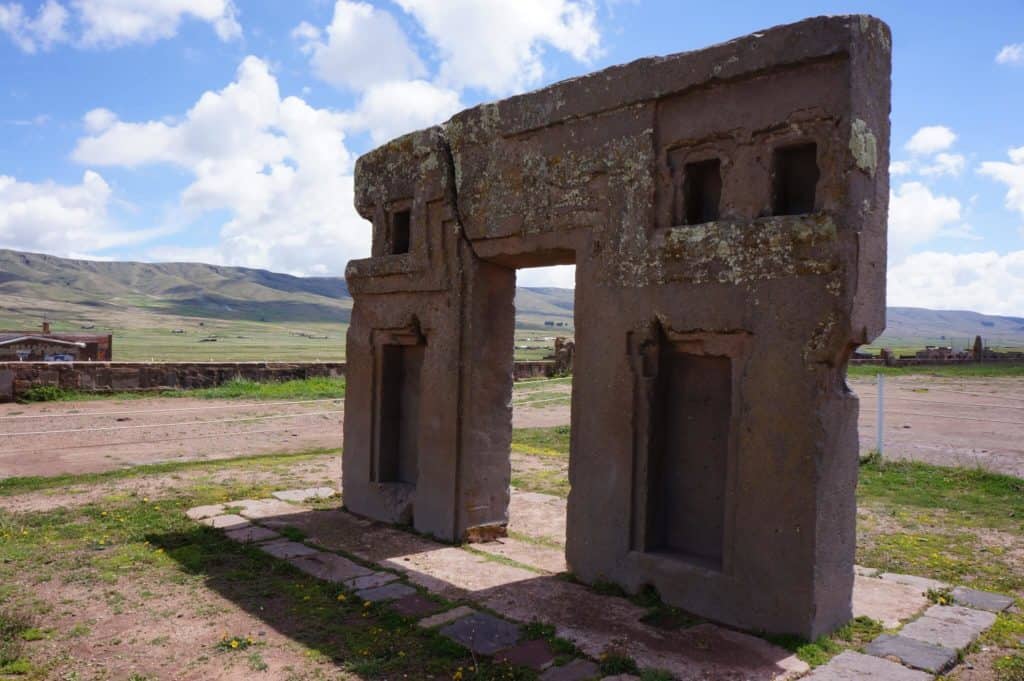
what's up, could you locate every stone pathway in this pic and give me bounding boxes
[187,490,1015,680]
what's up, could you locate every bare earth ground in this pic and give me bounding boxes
[0,398,343,477]
[2,375,1023,479]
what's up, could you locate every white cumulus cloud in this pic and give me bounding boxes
[343,79,462,145]
[919,152,966,177]
[0,0,240,51]
[294,0,425,92]
[0,170,168,254]
[996,43,1024,65]
[905,125,957,156]
[75,0,241,47]
[888,182,970,262]
[394,0,601,95]
[889,250,1024,316]
[0,0,68,53]
[72,56,370,275]
[978,146,1024,222]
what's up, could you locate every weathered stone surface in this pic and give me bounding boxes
[898,605,997,650]
[272,487,338,503]
[356,582,417,603]
[344,572,399,590]
[236,498,310,521]
[805,650,931,680]
[288,552,373,583]
[186,504,225,521]
[852,574,929,627]
[224,526,280,544]
[417,606,477,629]
[391,593,445,618]
[538,660,601,681]
[257,540,321,560]
[201,514,250,530]
[493,639,556,671]
[440,612,522,655]
[342,14,891,639]
[877,572,949,594]
[599,676,640,681]
[951,586,1015,613]
[478,578,807,680]
[864,634,957,673]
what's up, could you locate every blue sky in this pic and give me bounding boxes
[1,1,1023,314]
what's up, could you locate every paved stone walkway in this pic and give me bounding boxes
[188,490,1015,680]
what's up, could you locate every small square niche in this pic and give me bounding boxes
[772,143,819,215]
[390,209,411,255]
[683,159,722,224]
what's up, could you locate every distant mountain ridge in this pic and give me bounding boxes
[0,249,1021,347]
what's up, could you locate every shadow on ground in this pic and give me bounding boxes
[153,504,808,680]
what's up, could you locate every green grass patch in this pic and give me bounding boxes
[858,459,1024,531]
[511,426,570,458]
[0,448,339,497]
[847,362,1024,378]
[19,377,347,403]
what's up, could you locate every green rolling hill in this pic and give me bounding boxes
[0,248,1020,360]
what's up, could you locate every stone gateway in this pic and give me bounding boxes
[343,15,891,638]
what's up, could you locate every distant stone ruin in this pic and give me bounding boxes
[342,15,891,638]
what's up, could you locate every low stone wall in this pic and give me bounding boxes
[850,357,1024,367]
[512,361,557,380]
[0,361,347,402]
[0,360,561,401]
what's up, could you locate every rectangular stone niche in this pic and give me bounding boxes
[375,342,423,485]
[649,350,730,568]
[631,330,748,572]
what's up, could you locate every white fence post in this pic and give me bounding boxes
[875,373,884,457]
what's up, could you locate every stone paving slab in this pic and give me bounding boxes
[257,540,321,560]
[899,604,997,650]
[852,575,930,628]
[381,546,538,599]
[805,650,932,680]
[952,586,1015,613]
[865,633,957,674]
[878,572,948,594]
[185,504,225,521]
[472,537,567,574]
[200,514,250,530]
[224,525,280,544]
[478,577,807,680]
[417,606,477,629]
[345,572,399,590]
[440,612,522,655]
[539,659,601,681]
[493,638,556,671]
[356,582,417,603]
[391,593,445,618]
[236,498,311,521]
[599,676,640,681]
[272,487,338,503]
[288,552,374,583]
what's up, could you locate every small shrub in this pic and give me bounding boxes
[18,385,70,403]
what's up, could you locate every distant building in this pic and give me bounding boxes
[0,322,112,361]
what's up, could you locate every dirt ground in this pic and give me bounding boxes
[0,397,343,477]
[516,376,1024,479]
[2,374,1023,480]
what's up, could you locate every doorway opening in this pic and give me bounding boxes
[506,260,576,552]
